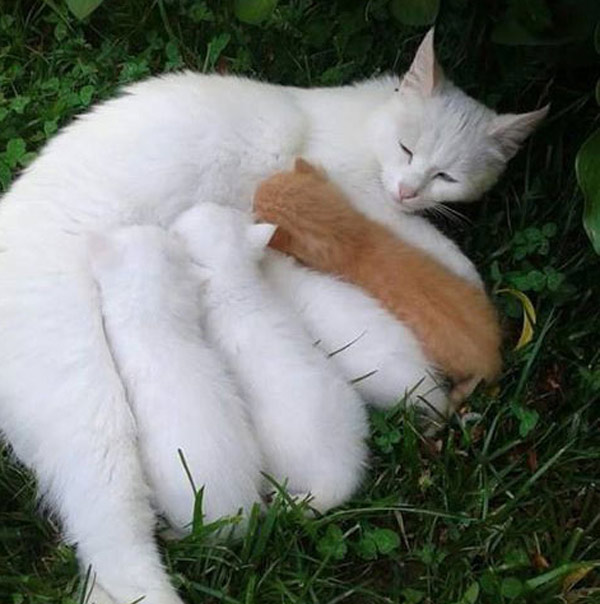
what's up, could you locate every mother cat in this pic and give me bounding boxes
[0,30,546,604]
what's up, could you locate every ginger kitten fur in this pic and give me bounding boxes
[255,159,503,402]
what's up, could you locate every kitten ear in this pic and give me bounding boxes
[294,157,328,180]
[489,105,549,160]
[401,28,444,97]
[247,222,278,254]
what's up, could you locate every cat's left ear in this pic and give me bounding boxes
[401,28,444,97]
[489,105,549,160]
[247,222,278,256]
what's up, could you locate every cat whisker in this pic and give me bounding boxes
[438,203,472,226]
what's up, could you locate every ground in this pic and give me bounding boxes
[0,1,599,603]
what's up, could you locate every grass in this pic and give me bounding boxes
[1,1,599,603]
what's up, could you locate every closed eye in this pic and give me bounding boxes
[435,172,457,183]
[399,142,413,162]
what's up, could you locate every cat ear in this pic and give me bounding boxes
[401,28,444,97]
[247,222,278,254]
[489,105,549,160]
[294,157,328,180]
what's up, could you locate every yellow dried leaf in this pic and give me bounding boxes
[498,288,537,350]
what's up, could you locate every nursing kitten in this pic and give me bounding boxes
[255,159,502,401]
[88,225,263,540]
[0,29,545,602]
[172,204,369,513]
[262,251,449,414]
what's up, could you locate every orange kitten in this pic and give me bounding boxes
[254,158,502,402]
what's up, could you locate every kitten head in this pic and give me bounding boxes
[171,203,277,268]
[369,29,548,213]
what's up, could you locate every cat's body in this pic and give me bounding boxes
[0,31,545,604]
[255,159,503,401]
[172,204,369,513]
[88,226,263,535]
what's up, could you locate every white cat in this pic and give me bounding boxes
[0,30,545,603]
[171,204,369,513]
[88,225,264,536]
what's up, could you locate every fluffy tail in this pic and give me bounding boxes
[0,242,183,604]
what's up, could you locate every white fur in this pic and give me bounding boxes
[88,226,263,535]
[0,31,543,602]
[172,204,369,512]
[262,252,448,416]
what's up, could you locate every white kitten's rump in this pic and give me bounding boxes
[88,225,264,533]
[172,204,369,512]
[0,244,184,604]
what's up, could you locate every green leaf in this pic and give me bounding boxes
[317,525,347,560]
[234,0,278,25]
[5,138,26,168]
[44,120,58,138]
[79,85,94,106]
[10,96,30,115]
[390,0,439,26]
[205,33,231,71]
[401,588,425,604]
[479,571,499,595]
[575,128,600,254]
[371,528,400,554]
[66,0,104,20]
[500,577,523,599]
[461,582,480,604]
[0,160,11,189]
[510,401,539,437]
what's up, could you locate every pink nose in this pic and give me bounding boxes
[398,185,417,201]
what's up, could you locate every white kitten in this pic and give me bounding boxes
[88,225,264,536]
[262,252,448,417]
[171,204,369,513]
[0,30,545,600]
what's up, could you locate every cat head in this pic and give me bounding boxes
[369,29,548,213]
[171,203,277,268]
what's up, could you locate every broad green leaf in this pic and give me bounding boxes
[317,525,347,560]
[234,0,278,25]
[510,401,539,437]
[66,0,104,20]
[501,577,523,599]
[401,588,425,604]
[575,128,600,254]
[479,571,499,595]
[390,0,439,26]
[371,528,400,554]
[497,288,537,349]
[5,138,26,168]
